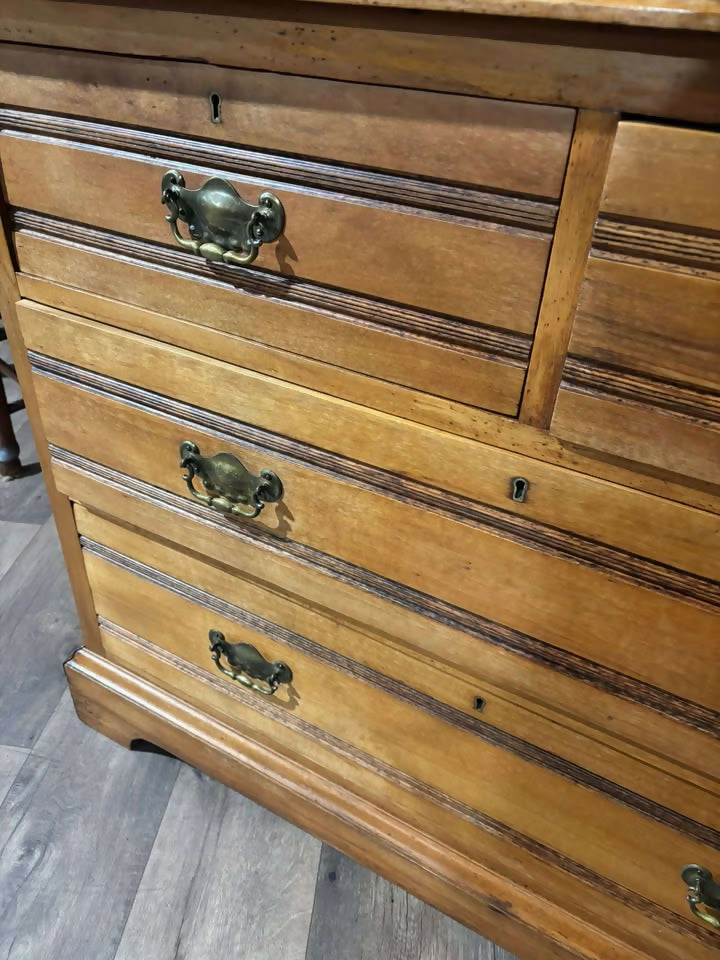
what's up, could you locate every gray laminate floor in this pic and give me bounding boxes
[0,341,517,960]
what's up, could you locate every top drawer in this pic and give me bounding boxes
[0,44,574,198]
[552,121,720,487]
[0,46,573,341]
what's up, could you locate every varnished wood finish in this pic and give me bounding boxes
[21,338,720,710]
[0,178,102,652]
[520,110,617,427]
[0,45,574,198]
[552,121,720,485]
[1,3,719,122]
[602,123,720,232]
[53,462,720,787]
[2,7,720,958]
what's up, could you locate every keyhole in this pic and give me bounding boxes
[209,91,222,124]
[510,477,529,503]
[473,697,486,712]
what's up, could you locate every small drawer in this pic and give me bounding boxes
[552,121,720,487]
[74,509,720,960]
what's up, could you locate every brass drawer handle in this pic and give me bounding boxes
[209,629,292,696]
[179,441,283,519]
[161,169,285,267]
[682,865,720,929]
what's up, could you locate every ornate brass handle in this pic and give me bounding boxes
[681,865,720,929]
[209,629,292,696]
[161,170,285,267]
[179,441,283,519]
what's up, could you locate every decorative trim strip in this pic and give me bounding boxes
[593,216,720,277]
[34,354,720,614]
[97,617,719,945]
[0,108,557,232]
[13,210,531,365]
[87,543,719,849]
[563,357,720,427]
[50,444,720,738]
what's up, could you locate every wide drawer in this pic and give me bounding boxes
[19,302,720,717]
[552,121,720,487]
[73,503,719,824]
[73,510,720,960]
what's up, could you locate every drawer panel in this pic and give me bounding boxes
[20,305,720,711]
[602,122,720,233]
[0,43,574,197]
[75,517,720,949]
[0,130,551,333]
[13,227,527,419]
[552,122,720,487]
[19,301,720,583]
[75,503,720,821]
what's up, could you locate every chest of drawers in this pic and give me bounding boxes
[0,3,718,958]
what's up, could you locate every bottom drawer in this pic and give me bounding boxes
[74,507,719,960]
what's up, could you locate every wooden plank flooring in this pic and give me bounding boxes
[0,340,517,959]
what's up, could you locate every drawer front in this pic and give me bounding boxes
[0,43,575,198]
[20,303,720,713]
[552,122,720,486]
[0,130,551,334]
[74,503,719,822]
[74,516,720,959]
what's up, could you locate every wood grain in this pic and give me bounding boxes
[552,386,720,488]
[0,181,103,652]
[19,302,720,581]
[571,257,720,391]
[0,693,178,960]
[114,764,321,960]
[294,0,720,31]
[0,44,574,198]
[58,466,720,789]
[602,122,720,232]
[71,647,705,960]
[75,511,720,822]
[0,519,82,749]
[0,745,28,809]
[1,2,719,122]
[78,561,720,928]
[307,845,502,960]
[27,368,720,711]
[13,234,527,418]
[0,520,38,581]
[0,132,551,333]
[520,110,617,427]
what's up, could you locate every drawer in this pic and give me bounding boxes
[74,511,720,960]
[0,127,551,331]
[552,121,720,487]
[74,503,719,824]
[19,302,720,717]
[0,43,574,198]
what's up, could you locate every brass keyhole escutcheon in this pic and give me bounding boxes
[209,91,222,124]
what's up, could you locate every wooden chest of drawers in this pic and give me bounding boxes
[0,3,718,958]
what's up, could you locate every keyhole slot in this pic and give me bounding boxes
[473,697,486,712]
[209,91,222,124]
[510,477,529,503]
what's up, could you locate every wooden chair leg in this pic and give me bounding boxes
[0,373,21,480]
